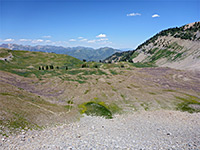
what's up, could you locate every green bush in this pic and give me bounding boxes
[79,101,113,119]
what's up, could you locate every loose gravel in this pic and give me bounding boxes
[1,110,200,150]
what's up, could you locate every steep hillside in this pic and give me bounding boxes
[103,50,135,63]
[104,21,200,70]
[0,44,121,62]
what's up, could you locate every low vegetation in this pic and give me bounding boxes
[176,95,200,113]
[132,62,156,68]
[79,101,113,119]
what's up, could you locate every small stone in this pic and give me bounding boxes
[21,135,26,141]
[21,131,26,135]
[76,135,81,138]
[67,146,73,150]
[167,133,171,135]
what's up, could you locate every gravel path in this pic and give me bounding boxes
[1,110,200,150]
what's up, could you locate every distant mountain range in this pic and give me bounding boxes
[104,21,200,70]
[0,44,121,62]
[65,47,121,62]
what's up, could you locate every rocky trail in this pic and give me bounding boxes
[1,110,199,150]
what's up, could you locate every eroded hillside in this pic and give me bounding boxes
[104,22,200,70]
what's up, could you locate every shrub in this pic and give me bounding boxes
[93,64,98,68]
[81,63,87,68]
[128,60,133,63]
[50,65,54,69]
[79,101,113,119]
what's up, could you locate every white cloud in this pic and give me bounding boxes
[127,13,141,17]
[45,40,51,43]
[42,35,51,38]
[32,39,44,43]
[69,39,76,42]
[97,38,108,41]
[152,14,160,18]
[96,34,107,38]
[36,39,43,42]
[102,41,112,44]
[19,39,31,42]
[4,38,14,42]
[88,40,96,43]
[78,37,83,39]
[80,38,88,42]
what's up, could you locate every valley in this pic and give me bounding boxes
[0,48,200,137]
[0,21,200,149]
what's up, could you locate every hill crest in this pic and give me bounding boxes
[104,21,200,70]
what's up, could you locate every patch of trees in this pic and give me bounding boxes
[50,65,54,69]
[38,65,68,70]
[102,50,136,64]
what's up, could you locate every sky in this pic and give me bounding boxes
[0,0,199,49]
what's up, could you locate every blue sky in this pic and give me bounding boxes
[0,0,199,49]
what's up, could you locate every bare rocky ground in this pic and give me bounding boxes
[1,110,200,150]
